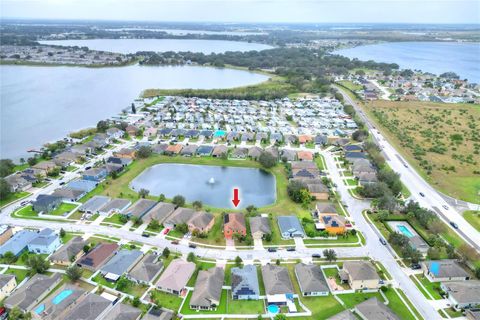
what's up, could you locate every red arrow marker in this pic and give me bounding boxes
[232,188,240,207]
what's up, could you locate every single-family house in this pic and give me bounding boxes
[0,225,13,246]
[190,267,225,311]
[124,199,157,219]
[127,254,164,285]
[277,216,305,239]
[79,195,111,214]
[231,148,248,159]
[115,148,136,159]
[340,261,381,290]
[4,174,32,192]
[224,213,247,239]
[295,263,329,296]
[145,127,158,139]
[231,265,260,300]
[163,207,196,228]
[261,264,295,305]
[197,145,213,156]
[0,274,17,301]
[250,216,271,240]
[27,228,61,254]
[66,179,98,193]
[165,144,183,155]
[82,167,108,181]
[98,198,131,216]
[106,127,124,140]
[104,303,142,320]
[62,293,112,320]
[143,307,174,320]
[297,151,314,161]
[32,194,63,213]
[212,145,228,158]
[32,161,58,174]
[51,187,85,202]
[126,125,140,136]
[100,249,143,281]
[77,243,119,271]
[422,260,470,282]
[248,146,263,160]
[49,236,87,266]
[35,284,88,320]
[181,144,198,157]
[188,212,215,233]
[143,202,176,224]
[354,297,400,320]
[441,281,480,310]
[281,149,297,162]
[156,259,196,296]
[0,229,38,256]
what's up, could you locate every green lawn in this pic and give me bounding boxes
[414,274,443,299]
[227,294,265,314]
[4,267,30,282]
[103,213,127,225]
[345,178,358,186]
[49,203,78,216]
[463,210,480,231]
[301,294,345,319]
[443,308,463,318]
[338,292,383,309]
[150,289,184,311]
[383,288,417,320]
[337,80,364,92]
[14,205,38,217]
[0,191,30,207]
[92,274,115,288]
[180,290,228,315]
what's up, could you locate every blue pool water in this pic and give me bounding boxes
[34,304,45,314]
[214,130,226,137]
[267,304,280,314]
[52,290,73,305]
[397,225,414,238]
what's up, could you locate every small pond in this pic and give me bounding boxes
[130,163,276,209]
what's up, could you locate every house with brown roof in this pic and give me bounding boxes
[212,145,228,158]
[77,243,119,271]
[126,125,140,136]
[165,144,183,155]
[49,236,87,266]
[163,207,196,228]
[297,151,314,161]
[298,135,313,144]
[32,161,58,174]
[188,212,215,233]
[156,259,196,296]
[250,216,271,240]
[143,202,176,224]
[224,213,247,239]
[115,148,136,159]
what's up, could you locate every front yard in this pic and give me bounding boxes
[49,202,78,216]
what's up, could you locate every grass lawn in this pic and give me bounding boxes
[301,294,345,319]
[443,308,463,318]
[103,213,127,225]
[338,292,383,309]
[14,205,38,217]
[150,289,184,311]
[0,191,30,207]
[345,178,358,186]
[116,279,149,297]
[463,210,480,231]
[81,268,94,279]
[337,80,364,92]
[187,261,217,287]
[227,294,265,314]
[92,273,116,289]
[383,288,417,320]
[414,274,443,299]
[4,267,30,282]
[180,290,228,315]
[49,203,78,216]
[61,232,82,244]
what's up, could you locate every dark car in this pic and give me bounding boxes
[312,253,321,258]
[141,233,150,238]
[286,247,296,252]
[189,243,197,249]
[267,248,277,252]
[411,263,422,270]
[419,192,425,197]
[85,166,92,170]
[171,240,179,245]
[59,181,65,185]
[450,222,459,229]
[379,238,387,245]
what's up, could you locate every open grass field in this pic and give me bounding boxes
[0,191,30,207]
[363,100,480,203]
[463,210,480,231]
[337,80,364,92]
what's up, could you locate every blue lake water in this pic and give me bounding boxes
[130,163,276,209]
[39,39,273,54]
[0,64,268,160]
[334,42,480,83]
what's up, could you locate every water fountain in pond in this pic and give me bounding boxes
[208,177,215,184]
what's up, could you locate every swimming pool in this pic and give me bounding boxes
[214,130,226,137]
[397,225,414,238]
[267,304,280,315]
[34,304,45,314]
[52,289,73,305]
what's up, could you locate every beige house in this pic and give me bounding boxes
[49,236,87,266]
[340,261,381,290]
[0,225,13,246]
[0,274,17,301]
[156,259,196,296]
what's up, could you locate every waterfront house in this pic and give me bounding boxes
[441,281,480,310]
[32,161,58,175]
[230,147,248,159]
[79,195,111,214]
[249,216,271,240]
[231,265,260,300]
[0,274,16,301]
[277,216,305,239]
[115,148,137,159]
[143,202,176,224]
[354,297,400,320]
[49,236,87,266]
[82,167,108,181]
[126,125,140,136]
[124,199,157,219]
[248,146,263,160]
[181,144,198,157]
[281,149,297,162]
[127,254,164,285]
[295,263,329,296]
[27,228,61,254]
[261,264,295,306]
[165,144,183,155]
[32,194,62,214]
[196,145,213,156]
[100,249,143,281]
[212,145,228,158]
[97,198,131,216]
[4,273,62,313]
[188,212,215,233]
[66,179,97,193]
[163,207,196,228]
[156,259,196,296]
[77,243,119,271]
[4,174,32,192]
[340,261,381,290]
[190,267,225,311]
[107,156,132,167]
[224,213,247,239]
[422,260,470,282]
[106,127,124,140]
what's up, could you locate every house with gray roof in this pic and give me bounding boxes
[354,297,400,320]
[4,273,62,313]
[441,280,480,310]
[98,198,131,216]
[27,228,61,254]
[188,212,215,233]
[124,199,157,218]
[295,263,329,296]
[62,293,111,320]
[181,144,198,157]
[261,264,294,304]
[250,216,271,240]
[248,146,263,160]
[66,179,98,193]
[127,254,164,285]
[104,303,142,320]
[35,284,88,320]
[341,261,381,290]
[100,249,143,281]
[32,194,63,214]
[326,310,357,320]
[230,147,248,159]
[422,260,470,282]
[0,274,16,301]
[79,195,111,214]
[51,187,86,202]
[156,259,196,296]
[277,216,305,239]
[190,267,225,310]
[281,149,297,162]
[0,229,38,256]
[163,207,196,228]
[143,307,174,320]
[49,236,87,266]
[231,265,260,300]
[143,202,176,224]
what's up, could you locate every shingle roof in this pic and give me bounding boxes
[231,265,260,298]
[63,293,111,320]
[128,254,163,283]
[100,249,143,276]
[249,216,271,235]
[79,196,111,213]
[125,199,157,218]
[343,261,380,282]
[442,280,480,304]
[164,207,195,225]
[145,202,176,223]
[326,310,357,320]
[0,229,38,256]
[424,260,469,279]
[78,243,119,270]
[261,264,294,295]
[295,263,329,294]
[0,274,15,288]
[156,259,196,292]
[355,297,400,320]
[103,303,142,320]
[49,236,86,263]
[190,267,225,308]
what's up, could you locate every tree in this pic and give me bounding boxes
[428,220,446,234]
[8,307,25,320]
[137,146,152,158]
[475,267,480,279]
[275,259,280,266]
[172,195,186,207]
[187,252,196,262]
[175,223,188,234]
[264,233,272,242]
[132,296,141,308]
[26,255,50,274]
[162,247,170,258]
[258,152,276,168]
[59,228,66,238]
[457,243,479,263]
[66,265,82,282]
[2,251,17,264]
[83,244,91,253]
[158,194,166,202]
[96,120,109,132]
[192,200,203,210]
[148,219,160,231]
[287,180,307,203]
[116,277,130,291]
[138,188,150,198]
[427,247,441,260]
[235,256,243,267]
[323,249,337,262]
[0,178,12,200]
[0,159,15,177]
[274,314,287,320]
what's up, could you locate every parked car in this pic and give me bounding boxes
[411,263,421,270]
[59,181,65,185]
[141,233,150,238]
[171,240,179,245]
[379,238,387,245]
[450,222,459,229]
[267,248,277,252]
[189,243,197,249]
[419,192,425,197]
[286,247,295,252]
[163,228,170,235]
[312,253,321,258]
[85,166,92,170]
[442,205,449,210]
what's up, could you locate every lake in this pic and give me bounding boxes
[130,164,276,209]
[105,28,267,36]
[334,41,480,83]
[39,39,273,54]
[0,64,268,160]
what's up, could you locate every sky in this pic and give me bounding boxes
[1,0,479,24]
